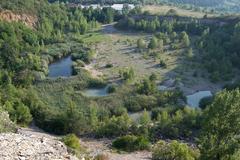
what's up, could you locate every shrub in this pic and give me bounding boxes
[152,140,199,160]
[71,49,96,63]
[199,96,213,110]
[119,68,135,82]
[96,114,132,138]
[112,135,150,152]
[14,102,32,126]
[111,106,127,117]
[149,73,157,81]
[88,79,106,88]
[107,85,117,94]
[137,79,157,95]
[148,37,158,49]
[151,107,201,139]
[137,38,146,49]
[166,9,178,16]
[159,60,167,68]
[105,63,113,68]
[62,134,81,150]
[0,110,17,133]
[124,95,157,112]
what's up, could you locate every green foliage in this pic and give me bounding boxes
[124,94,158,112]
[180,31,190,47]
[96,113,133,137]
[186,48,193,59]
[137,109,152,137]
[119,67,135,82]
[148,37,158,49]
[14,102,32,126]
[159,59,167,68]
[0,109,17,133]
[112,135,150,152]
[72,49,96,64]
[139,109,151,126]
[62,134,81,150]
[199,89,240,160]
[167,9,178,16]
[137,79,157,95]
[0,21,42,86]
[107,85,117,94]
[117,16,206,35]
[149,73,157,82]
[199,96,213,110]
[0,85,33,126]
[137,38,146,49]
[105,63,113,68]
[152,140,199,160]
[151,107,201,139]
[197,22,240,82]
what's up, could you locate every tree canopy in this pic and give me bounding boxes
[199,89,240,160]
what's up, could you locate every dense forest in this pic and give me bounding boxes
[1,0,240,159]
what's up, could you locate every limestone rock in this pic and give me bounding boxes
[0,129,78,160]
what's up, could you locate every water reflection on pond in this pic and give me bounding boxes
[48,56,73,78]
[158,85,168,91]
[187,91,212,108]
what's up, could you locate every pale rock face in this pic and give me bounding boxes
[0,10,37,28]
[0,131,79,160]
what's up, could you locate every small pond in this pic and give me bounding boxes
[82,85,110,97]
[48,55,73,78]
[158,85,168,91]
[186,91,213,108]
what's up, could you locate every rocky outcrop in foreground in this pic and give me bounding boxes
[0,128,78,160]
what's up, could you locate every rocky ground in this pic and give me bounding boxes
[0,128,78,160]
[0,127,151,160]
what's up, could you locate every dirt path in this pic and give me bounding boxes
[80,138,152,160]
[84,63,103,78]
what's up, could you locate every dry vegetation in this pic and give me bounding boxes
[87,24,222,94]
[142,5,218,18]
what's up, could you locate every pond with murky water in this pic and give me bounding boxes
[48,56,73,78]
[186,91,213,108]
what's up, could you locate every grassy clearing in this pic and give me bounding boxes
[74,31,109,44]
[142,5,217,18]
